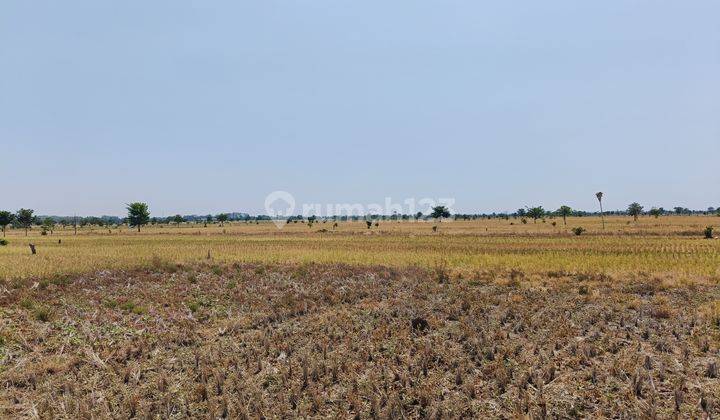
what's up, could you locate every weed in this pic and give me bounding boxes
[33,306,51,322]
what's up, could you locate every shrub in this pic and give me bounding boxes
[704,226,714,239]
[572,227,586,236]
[0,239,7,246]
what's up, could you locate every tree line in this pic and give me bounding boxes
[1,201,718,235]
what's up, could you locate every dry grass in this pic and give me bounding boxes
[1,216,719,281]
[0,263,718,418]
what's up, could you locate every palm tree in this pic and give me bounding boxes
[596,192,605,230]
[557,205,572,225]
[526,206,545,223]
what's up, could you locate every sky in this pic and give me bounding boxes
[1,1,718,217]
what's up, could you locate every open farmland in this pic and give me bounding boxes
[0,262,719,418]
[1,216,719,418]
[0,216,719,282]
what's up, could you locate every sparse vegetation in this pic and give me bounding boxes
[572,226,586,236]
[705,226,714,239]
[0,262,718,418]
[0,216,719,280]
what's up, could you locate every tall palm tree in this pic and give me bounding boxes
[596,192,605,230]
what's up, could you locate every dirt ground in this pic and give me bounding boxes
[0,263,718,418]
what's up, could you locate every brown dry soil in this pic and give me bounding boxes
[0,263,719,418]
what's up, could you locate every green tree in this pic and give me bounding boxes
[216,213,229,227]
[0,211,14,237]
[205,214,213,223]
[430,206,451,219]
[526,206,545,223]
[41,218,56,235]
[627,202,643,221]
[16,208,35,236]
[557,205,572,225]
[126,202,150,232]
[648,207,662,218]
[171,214,185,226]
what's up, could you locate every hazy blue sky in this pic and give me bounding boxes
[2,1,718,216]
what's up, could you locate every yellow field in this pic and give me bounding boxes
[1,215,718,281]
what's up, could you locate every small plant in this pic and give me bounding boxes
[0,239,8,246]
[20,298,35,310]
[521,218,527,224]
[365,221,372,229]
[572,227,586,236]
[704,226,714,239]
[120,301,138,312]
[103,299,119,309]
[188,301,200,313]
[33,306,52,322]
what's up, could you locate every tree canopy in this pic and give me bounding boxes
[126,202,150,232]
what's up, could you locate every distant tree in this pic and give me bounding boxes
[557,205,572,225]
[41,218,56,235]
[596,192,605,230]
[673,207,685,215]
[216,213,229,227]
[516,208,527,218]
[16,209,35,236]
[0,211,14,237]
[126,202,150,232]
[717,208,720,217]
[526,206,545,223]
[172,214,184,226]
[430,206,451,220]
[205,214,213,223]
[415,211,423,220]
[627,202,643,221]
[648,207,662,218]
